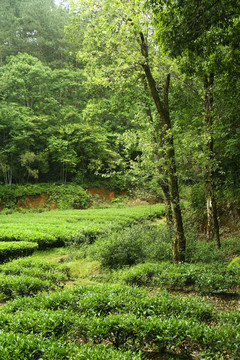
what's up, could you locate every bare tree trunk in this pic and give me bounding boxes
[203,74,221,248]
[139,32,185,262]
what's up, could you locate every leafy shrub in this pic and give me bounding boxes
[0,275,52,300]
[2,283,239,358]
[88,223,172,268]
[0,241,38,263]
[0,309,238,358]
[89,227,146,268]
[3,283,215,323]
[185,232,240,263]
[0,257,70,282]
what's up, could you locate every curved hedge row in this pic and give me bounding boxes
[0,331,141,360]
[3,284,214,323]
[0,241,38,263]
[0,307,239,358]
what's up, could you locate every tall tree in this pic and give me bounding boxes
[67,0,186,262]
[151,0,240,246]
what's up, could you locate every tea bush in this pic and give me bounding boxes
[3,284,214,322]
[0,258,71,300]
[0,275,52,300]
[0,309,239,358]
[0,331,141,359]
[0,258,70,282]
[0,241,38,263]
[116,262,240,293]
[1,283,239,358]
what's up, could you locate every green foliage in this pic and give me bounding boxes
[0,332,141,359]
[0,0,73,68]
[0,257,70,283]
[190,183,206,211]
[0,183,90,210]
[4,284,214,323]
[0,258,70,300]
[1,53,52,110]
[0,241,38,263]
[116,262,240,293]
[88,223,172,268]
[229,257,240,268]
[151,0,240,207]
[0,283,239,358]
[0,53,121,185]
[0,275,53,300]
[0,204,165,249]
[152,0,240,76]
[185,234,240,264]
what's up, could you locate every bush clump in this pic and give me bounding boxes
[0,331,141,360]
[88,223,172,268]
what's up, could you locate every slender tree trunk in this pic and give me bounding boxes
[161,181,173,227]
[152,132,173,227]
[0,43,2,66]
[139,32,185,262]
[144,88,173,226]
[203,73,221,248]
[152,138,173,227]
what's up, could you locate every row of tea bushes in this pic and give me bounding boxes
[0,241,38,263]
[1,284,239,359]
[0,257,70,282]
[113,262,240,293]
[0,331,142,360]
[0,258,70,300]
[4,283,214,322]
[0,204,165,249]
[0,275,53,300]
